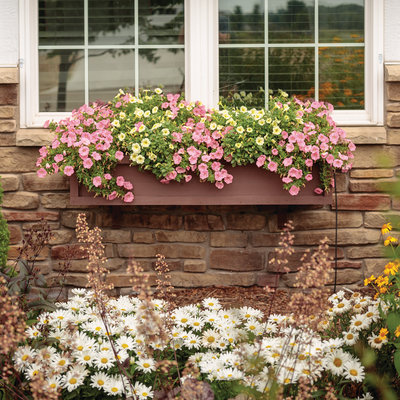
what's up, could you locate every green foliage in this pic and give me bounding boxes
[0,177,10,271]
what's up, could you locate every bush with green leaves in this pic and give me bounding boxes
[0,177,10,271]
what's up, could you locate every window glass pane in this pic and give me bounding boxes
[219,0,265,44]
[269,0,314,43]
[139,0,184,45]
[319,0,364,43]
[269,47,314,98]
[319,46,364,109]
[88,50,135,105]
[39,50,85,112]
[139,49,184,94]
[39,0,84,45]
[88,0,135,45]
[219,48,265,106]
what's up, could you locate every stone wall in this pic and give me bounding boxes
[1,65,399,299]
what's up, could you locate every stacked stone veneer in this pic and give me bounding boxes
[1,65,400,299]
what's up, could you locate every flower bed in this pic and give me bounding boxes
[37,89,355,203]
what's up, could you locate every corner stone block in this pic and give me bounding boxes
[387,130,400,145]
[0,106,15,119]
[387,83,400,102]
[61,211,95,228]
[0,120,16,132]
[0,175,19,191]
[365,259,388,277]
[155,231,207,243]
[226,214,266,230]
[282,269,362,287]
[1,211,59,222]
[0,84,18,105]
[210,249,264,271]
[0,148,40,173]
[2,192,39,209]
[183,260,207,273]
[210,232,248,247]
[387,113,400,128]
[385,65,400,82]
[22,173,70,191]
[0,133,16,146]
[0,68,18,84]
[332,194,391,211]
[269,211,362,232]
[184,214,225,231]
[169,272,256,288]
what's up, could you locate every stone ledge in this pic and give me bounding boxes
[16,128,54,146]
[385,65,400,82]
[0,68,19,84]
[344,126,386,144]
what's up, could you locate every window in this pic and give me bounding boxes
[20,0,383,128]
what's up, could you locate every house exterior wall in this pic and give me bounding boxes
[0,4,399,299]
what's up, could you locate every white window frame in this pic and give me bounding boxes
[20,0,384,128]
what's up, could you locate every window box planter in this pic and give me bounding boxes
[70,159,331,206]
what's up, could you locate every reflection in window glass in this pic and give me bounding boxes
[319,0,364,43]
[88,50,135,104]
[39,50,85,112]
[139,49,184,94]
[269,48,314,98]
[88,0,135,45]
[219,48,265,107]
[218,0,265,44]
[39,0,84,45]
[319,47,364,109]
[139,0,184,45]
[269,0,314,43]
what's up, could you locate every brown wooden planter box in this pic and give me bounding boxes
[70,159,332,206]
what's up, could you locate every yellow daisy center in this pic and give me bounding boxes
[350,369,358,376]
[69,378,77,384]
[101,358,108,364]
[84,356,91,361]
[58,360,65,366]
[98,379,104,385]
[333,358,342,367]
[143,363,150,368]
[22,355,28,361]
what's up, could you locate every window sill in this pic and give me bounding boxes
[16,126,388,148]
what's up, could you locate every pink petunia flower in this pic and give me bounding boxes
[289,185,299,196]
[185,175,192,182]
[173,153,182,165]
[314,187,323,195]
[215,181,224,189]
[124,181,133,190]
[37,168,47,178]
[52,139,60,149]
[79,146,90,158]
[115,151,124,161]
[272,148,279,156]
[104,174,112,180]
[43,120,50,129]
[54,154,64,163]
[92,151,102,161]
[176,167,185,174]
[256,155,266,168]
[116,176,125,187]
[282,177,293,184]
[93,176,102,187]
[108,191,117,200]
[283,157,293,167]
[333,159,343,168]
[124,192,134,202]
[268,161,278,172]
[64,166,74,176]
[83,158,93,169]
[305,159,313,167]
[305,174,313,181]
[224,174,233,184]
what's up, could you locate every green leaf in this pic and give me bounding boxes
[394,349,400,375]
[26,319,38,326]
[387,312,400,335]
[28,299,57,312]
[18,259,30,276]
